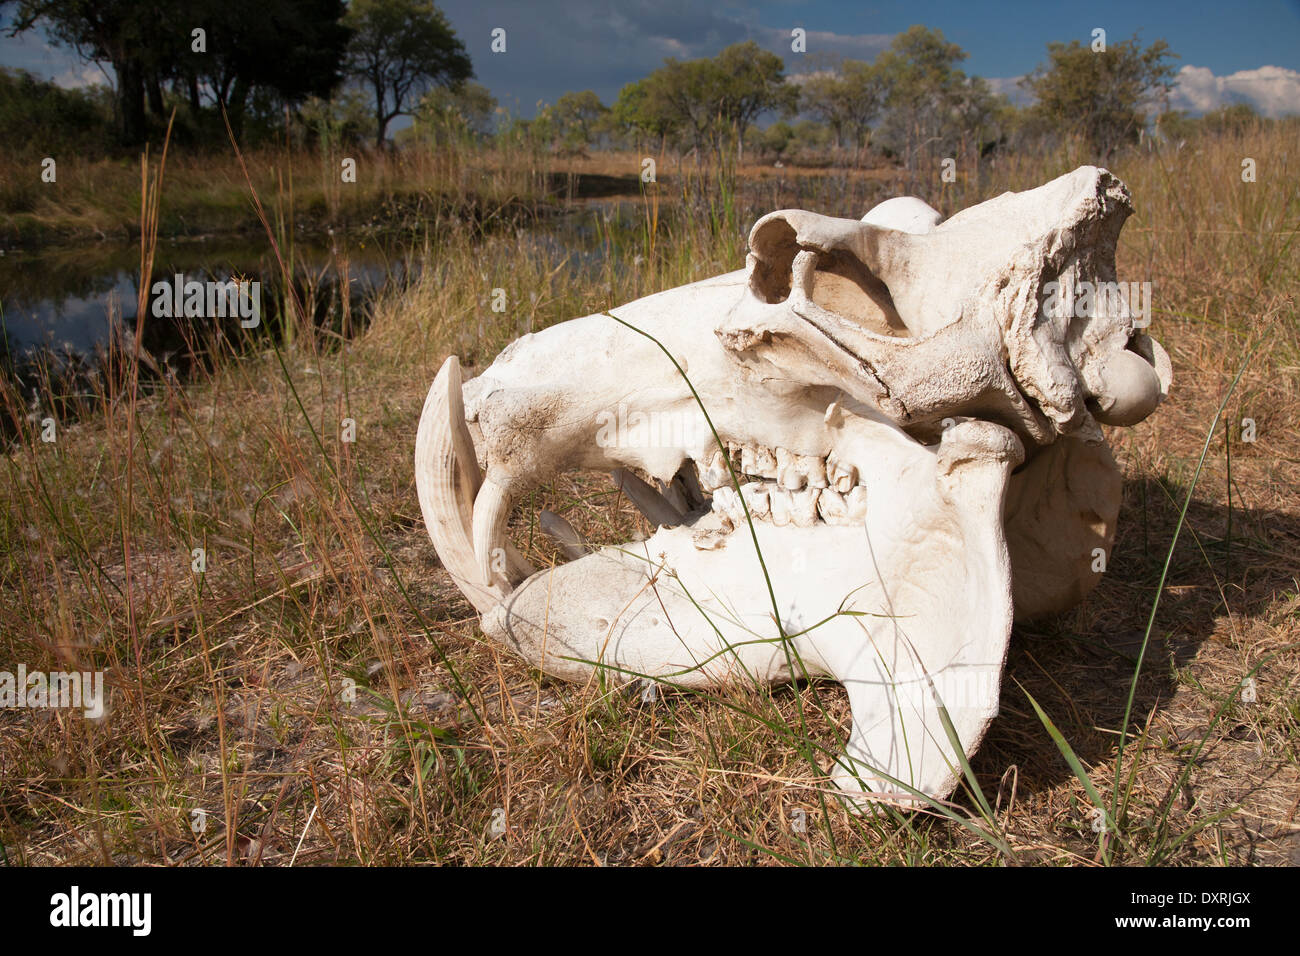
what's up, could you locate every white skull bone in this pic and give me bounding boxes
[414,165,1170,808]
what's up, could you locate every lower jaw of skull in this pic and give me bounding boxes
[463,423,1021,808]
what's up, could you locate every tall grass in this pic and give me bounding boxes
[1,122,1297,865]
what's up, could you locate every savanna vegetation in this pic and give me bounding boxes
[0,3,1297,866]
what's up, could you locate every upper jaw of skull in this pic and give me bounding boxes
[722,166,1171,447]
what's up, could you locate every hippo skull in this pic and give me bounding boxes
[415,166,1170,808]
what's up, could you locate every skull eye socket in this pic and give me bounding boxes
[808,249,909,338]
[748,234,911,338]
[748,220,798,304]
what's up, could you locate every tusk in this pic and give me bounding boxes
[415,357,505,614]
[473,470,515,588]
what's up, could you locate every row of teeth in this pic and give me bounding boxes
[697,443,867,528]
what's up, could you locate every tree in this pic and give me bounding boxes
[7,1,155,144]
[1022,34,1177,160]
[0,67,112,156]
[547,90,609,150]
[345,0,472,147]
[415,81,497,142]
[712,42,798,156]
[799,59,883,152]
[6,0,351,145]
[191,0,352,139]
[612,42,796,159]
[871,25,999,171]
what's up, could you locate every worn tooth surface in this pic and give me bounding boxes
[740,444,778,479]
[712,485,738,517]
[472,473,513,586]
[740,481,770,518]
[846,486,869,519]
[829,458,857,493]
[775,448,802,490]
[699,450,731,491]
[817,488,847,523]
[800,454,829,489]
[769,488,792,526]
[791,488,819,527]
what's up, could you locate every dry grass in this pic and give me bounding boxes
[1,126,1297,866]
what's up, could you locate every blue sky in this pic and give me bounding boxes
[4,0,1299,118]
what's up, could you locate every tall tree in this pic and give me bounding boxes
[6,0,351,145]
[872,25,1000,170]
[1022,34,1177,160]
[548,90,609,150]
[345,0,473,147]
[196,0,350,133]
[613,41,796,158]
[799,59,884,152]
[7,1,153,144]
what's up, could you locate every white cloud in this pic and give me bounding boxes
[52,63,109,89]
[984,75,1032,107]
[978,66,1300,118]
[1169,64,1300,118]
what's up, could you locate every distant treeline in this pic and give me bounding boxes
[1,2,1292,169]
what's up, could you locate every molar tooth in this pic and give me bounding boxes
[740,481,770,518]
[791,488,819,527]
[801,454,828,489]
[828,457,857,493]
[699,451,731,491]
[712,486,739,520]
[846,486,868,520]
[817,488,847,523]
[775,448,805,490]
[769,488,792,526]
[741,443,778,479]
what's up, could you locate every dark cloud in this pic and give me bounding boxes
[438,0,890,113]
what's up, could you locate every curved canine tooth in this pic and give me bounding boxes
[473,471,515,587]
[846,486,869,520]
[416,356,508,614]
[740,481,770,518]
[612,468,686,528]
[770,488,792,526]
[791,488,820,527]
[817,488,847,523]
[539,510,587,560]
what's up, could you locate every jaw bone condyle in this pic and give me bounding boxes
[414,166,1171,808]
